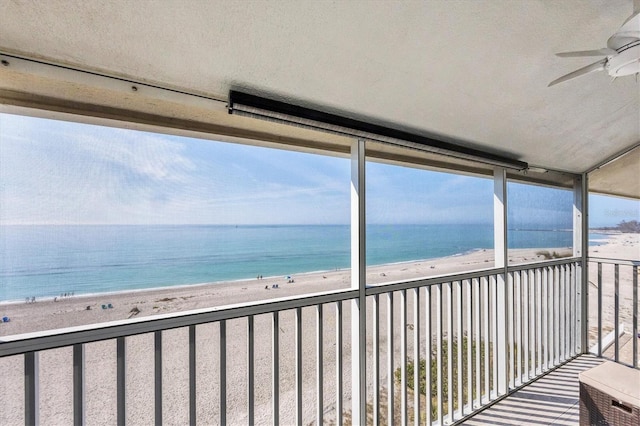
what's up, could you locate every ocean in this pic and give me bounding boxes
[0,224,575,301]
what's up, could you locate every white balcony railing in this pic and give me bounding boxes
[588,257,639,368]
[1,257,586,425]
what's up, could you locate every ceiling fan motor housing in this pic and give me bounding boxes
[607,43,640,77]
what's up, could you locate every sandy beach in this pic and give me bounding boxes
[0,236,637,425]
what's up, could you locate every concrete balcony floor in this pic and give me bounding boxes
[463,355,604,426]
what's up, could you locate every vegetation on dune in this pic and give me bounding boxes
[535,250,570,259]
[393,337,491,421]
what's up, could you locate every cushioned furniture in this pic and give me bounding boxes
[579,360,640,426]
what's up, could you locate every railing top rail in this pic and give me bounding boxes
[365,257,581,295]
[588,257,640,266]
[365,266,502,296]
[0,288,358,357]
[507,256,581,272]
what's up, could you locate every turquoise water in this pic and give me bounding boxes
[0,224,574,301]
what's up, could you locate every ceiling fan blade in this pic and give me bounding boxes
[616,11,640,35]
[548,59,607,87]
[556,48,616,57]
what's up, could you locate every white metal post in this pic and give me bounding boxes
[350,139,366,425]
[493,168,508,395]
[25,351,39,426]
[574,174,589,352]
[73,343,85,426]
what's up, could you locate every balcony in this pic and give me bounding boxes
[1,3,639,424]
[2,254,637,425]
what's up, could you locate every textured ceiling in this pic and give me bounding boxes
[0,0,638,181]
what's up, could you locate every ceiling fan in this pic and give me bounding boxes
[548,0,640,86]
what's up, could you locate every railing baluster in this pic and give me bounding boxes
[553,266,559,366]
[272,312,279,426]
[576,262,582,354]
[529,269,535,377]
[482,276,489,403]
[535,269,541,375]
[73,343,85,426]
[316,304,323,425]
[514,271,522,385]
[117,336,126,426]
[447,282,453,422]
[336,301,343,426]
[541,267,548,371]
[490,275,497,399]
[372,295,378,426]
[247,317,254,425]
[154,331,162,426]
[633,265,638,369]
[559,266,565,362]
[401,289,407,425]
[473,278,480,409]
[436,284,443,426]
[507,272,514,390]
[549,266,558,368]
[614,264,620,362]
[569,264,575,357]
[575,262,580,355]
[465,279,472,415]
[425,285,432,426]
[560,265,565,361]
[295,307,303,425]
[189,325,196,426]
[597,263,603,357]
[522,271,529,383]
[567,264,571,356]
[25,351,39,426]
[220,320,227,426]
[564,265,573,360]
[559,265,564,362]
[413,287,420,426]
[568,264,573,357]
[387,292,394,425]
[529,269,535,378]
[456,281,463,419]
[548,266,554,367]
[547,266,556,369]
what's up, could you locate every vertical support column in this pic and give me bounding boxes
[493,168,508,396]
[574,174,589,353]
[350,139,366,425]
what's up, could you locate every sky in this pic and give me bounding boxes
[1,113,638,227]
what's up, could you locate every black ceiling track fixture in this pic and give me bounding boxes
[228,90,528,170]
